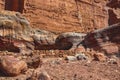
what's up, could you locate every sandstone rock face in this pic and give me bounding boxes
[0,10,87,51]
[0,10,32,40]
[0,56,27,76]
[84,23,120,55]
[23,0,108,33]
[0,10,34,53]
[0,1,120,54]
[0,0,120,34]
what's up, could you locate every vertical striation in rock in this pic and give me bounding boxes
[22,0,108,33]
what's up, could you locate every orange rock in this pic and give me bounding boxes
[0,56,27,76]
[94,53,106,61]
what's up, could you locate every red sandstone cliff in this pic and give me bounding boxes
[0,0,120,33]
[23,0,108,33]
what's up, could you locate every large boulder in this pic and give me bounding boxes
[0,56,27,76]
[84,23,120,55]
[0,10,34,53]
[32,29,58,50]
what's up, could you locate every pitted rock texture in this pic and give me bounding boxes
[84,23,120,55]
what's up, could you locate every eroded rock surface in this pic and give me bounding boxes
[0,10,34,53]
[32,29,58,50]
[84,23,120,55]
[1,0,120,34]
[23,0,108,33]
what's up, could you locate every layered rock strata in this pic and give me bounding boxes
[84,23,120,55]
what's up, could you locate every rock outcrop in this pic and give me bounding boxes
[84,23,120,55]
[0,10,119,55]
[0,10,86,51]
[32,29,57,50]
[0,10,34,54]
[0,0,120,34]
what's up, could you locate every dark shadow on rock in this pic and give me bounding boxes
[55,37,73,50]
[5,0,24,13]
[35,44,58,50]
[106,0,120,9]
[108,9,120,25]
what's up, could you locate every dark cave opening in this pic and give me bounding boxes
[5,0,24,13]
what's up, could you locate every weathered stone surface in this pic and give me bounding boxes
[32,29,58,50]
[56,32,86,50]
[0,1,120,53]
[0,11,32,38]
[1,0,120,34]
[0,56,27,76]
[23,0,108,33]
[0,11,86,51]
[84,23,120,55]
[0,10,34,53]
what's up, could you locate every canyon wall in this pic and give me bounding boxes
[0,0,120,33]
[23,0,108,33]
